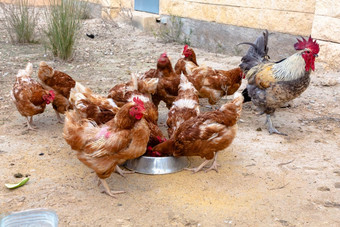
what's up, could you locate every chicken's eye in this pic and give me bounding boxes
[306,50,310,54]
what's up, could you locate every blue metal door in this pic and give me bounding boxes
[134,0,159,14]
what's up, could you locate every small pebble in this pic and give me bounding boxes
[256,127,262,131]
[321,79,338,87]
[334,182,340,189]
[39,152,44,156]
[317,186,330,191]
[14,173,23,178]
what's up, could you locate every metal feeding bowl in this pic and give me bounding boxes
[125,156,189,175]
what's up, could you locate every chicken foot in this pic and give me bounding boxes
[115,165,135,177]
[54,110,63,123]
[204,153,220,173]
[98,178,125,198]
[185,160,211,173]
[25,116,37,130]
[266,114,287,136]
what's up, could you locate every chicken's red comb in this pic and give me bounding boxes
[161,52,167,57]
[294,36,319,54]
[133,97,144,109]
[156,136,166,143]
[184,45,188,51]
[49,90,55,99]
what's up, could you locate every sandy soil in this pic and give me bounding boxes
[0,17,340,226]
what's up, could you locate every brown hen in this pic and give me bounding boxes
[63,97,150,197]
[11,63,55,130]
[153,94,243,173]
[38,61,76,123]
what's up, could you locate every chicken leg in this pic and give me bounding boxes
[115,165,135,177]
[204,153,220,173]
[185,160,211,173]
[186,153,220,173]
[266,114,287,136]
[54,110,63,123]
[26,116,37,130]
[98,178,125,198]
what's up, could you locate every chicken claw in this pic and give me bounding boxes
[266,115,287,136]
[204,153,220,173]
[54,110,64,124]
[99,178,125,198]
[185,160,211,173]
[26,117,38,130]
[115,165,135,177]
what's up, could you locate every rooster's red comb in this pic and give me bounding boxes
[294,36,319,54]
[184,45,188,51]
[133,97,144,108]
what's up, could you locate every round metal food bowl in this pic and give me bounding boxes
[125,156,189,175]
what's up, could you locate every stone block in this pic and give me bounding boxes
[315,0,340,18]
[312,15,340,43]
[161,1,313,36]
[316,41,340,70]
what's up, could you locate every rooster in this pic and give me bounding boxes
[152,94,243,173]
[63,97,150,197]
[167,73,200,138]
[11,63,55,130]
[38,61,76,123]
[239,31,320,135]
[142,53,180,109]
[174,45,199,76]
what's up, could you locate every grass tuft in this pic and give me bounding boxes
[0,0,38,43]
[154,14,191,45]
[44,0,87,60]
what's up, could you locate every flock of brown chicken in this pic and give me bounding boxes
[11,30,320,197]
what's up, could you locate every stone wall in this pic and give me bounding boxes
[311,0,340,69]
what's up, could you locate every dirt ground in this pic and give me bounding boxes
[0,16,340,227]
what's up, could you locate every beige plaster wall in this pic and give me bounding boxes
[160,0,316,36]
[0,0,100,6]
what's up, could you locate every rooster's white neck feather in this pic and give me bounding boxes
[272,52,306,81]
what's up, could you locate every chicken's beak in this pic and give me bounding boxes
[314,54,318,57]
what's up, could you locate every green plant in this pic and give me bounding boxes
[78,1,91,19]
[44,0,87,60]
[233,45,242,56]
[156,14,191,45]
[216,42,225,54]
[0,0,38,43]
